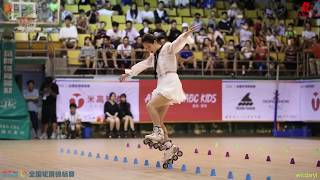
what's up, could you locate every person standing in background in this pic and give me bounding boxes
[39,77,59,139]
[23,80,39,139]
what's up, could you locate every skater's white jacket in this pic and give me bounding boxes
[125,32,194,77]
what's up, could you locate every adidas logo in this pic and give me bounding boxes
[237,93,255,110]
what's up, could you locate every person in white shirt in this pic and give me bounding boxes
[59,16,78,49]
[116,36,133,68]
[175,0,189,7]
[97,2,115,16]
[60,5,72,22]
[266,28,281,52]
[192,13,204,32]
[119,25,198,165]
[239,22,253,47]
[302,22,316,41]
[106,21,123,46]
[122,20,139,44]
[63,103,82,139]
[227,3,240,20]
[140,2,155,23]
[126,2,142,23]
[240,40,255,75]
[23,80,39,139]
[195,28,207,46]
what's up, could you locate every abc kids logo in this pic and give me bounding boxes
[144,93,217,104]
[69,93,85,108]
[312,92,320,111]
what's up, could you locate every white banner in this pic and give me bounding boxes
[299,80,320,121]
[276,81,300,121]
[56,79,139,122]
[222,80,300,121]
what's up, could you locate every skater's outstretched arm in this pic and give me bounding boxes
[120,55,154,82]
[169,24,199,54]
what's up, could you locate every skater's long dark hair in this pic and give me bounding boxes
[142,34,166,79]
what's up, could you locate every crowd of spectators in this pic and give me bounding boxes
[53,0,320,76]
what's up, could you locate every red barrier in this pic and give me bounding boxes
[139,80,222,122]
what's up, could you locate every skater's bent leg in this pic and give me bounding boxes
[157,105,170,140]
[146,94,170,127]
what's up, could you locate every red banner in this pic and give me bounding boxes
[139,80,222,122]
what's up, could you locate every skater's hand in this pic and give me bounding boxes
[119,73,129,82]
[184,24,200,37]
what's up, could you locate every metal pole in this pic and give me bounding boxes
[201,52,204,77]
[273,63,280,134]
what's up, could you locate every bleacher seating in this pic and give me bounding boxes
[13,0,320,77]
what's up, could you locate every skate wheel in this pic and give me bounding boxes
[143,139,149,145]
[149,141,154,146]
[159,146,166,151]
[177,151,183,157]
[154,144,160,149]
[168,159,174,164]
[173,155,178,161]
[163,163,168,169]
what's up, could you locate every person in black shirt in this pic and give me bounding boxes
[39,77,59,139]
[167,19,181,42]
[78,0,90,6]
[139,19,151,37]
[133,36,145,63]
[94,22,106,46]
[86,4,99,24]
[104,92,121,138]
[99,36,117,68]
[153,20,166,37]
[217,12,233,35]
[154,1,169,24]
[119,93,135,137]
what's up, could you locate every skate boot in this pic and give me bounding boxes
[162,144,183,169]
[157,139,174,151]
[150,139,173,151]
[143,126,164,149]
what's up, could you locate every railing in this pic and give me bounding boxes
[51,48,317,79]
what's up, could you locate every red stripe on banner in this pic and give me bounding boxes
[139,80,222,122]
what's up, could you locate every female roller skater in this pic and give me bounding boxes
[120,24,198,168]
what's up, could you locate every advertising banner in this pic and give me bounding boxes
[0,40,30,139]
[299,81,320,121]
[222,80,300,121]
[139,80,222,122]
[56,79,139,122]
